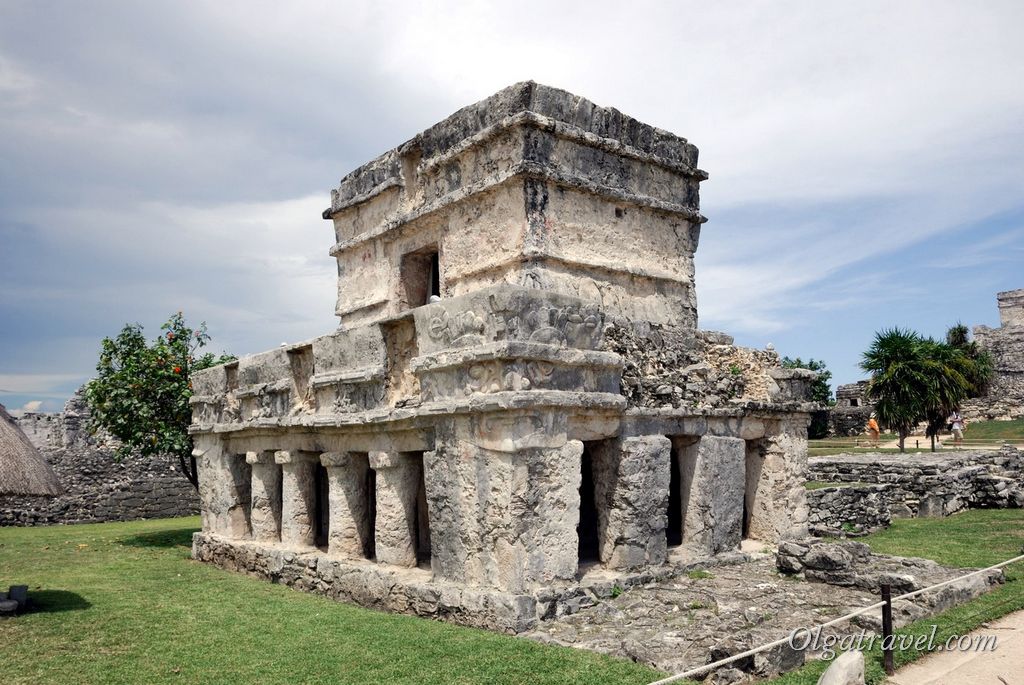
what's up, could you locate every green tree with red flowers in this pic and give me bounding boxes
[85,312,234,490]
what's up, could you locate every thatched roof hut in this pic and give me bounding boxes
[0,403,62,496]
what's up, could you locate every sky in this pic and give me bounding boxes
[2,1,1023,414]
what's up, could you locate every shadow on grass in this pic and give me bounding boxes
[27,589,92,613]
[117,527,198,550]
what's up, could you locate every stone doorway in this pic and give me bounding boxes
[578,444,600,563]
[365,467,377,560]
[667,448,683,548]
[744,440,765,542]
[412,453,431,568]
[313,462,330,550]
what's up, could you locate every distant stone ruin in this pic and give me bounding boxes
[0,387,198,526]
[189,82,818,632]
[829,380,872,436]
[963,288,1024,421]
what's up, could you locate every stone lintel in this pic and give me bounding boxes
[246,450,276,465]
[368,450,403,470]
[273,450,321,465]
[319,451,355,468]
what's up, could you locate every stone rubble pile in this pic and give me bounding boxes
[526,548,998,680]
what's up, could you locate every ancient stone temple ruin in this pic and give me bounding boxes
[190,83,817,632]
[829,381,872,436]
[963,289,1024,421]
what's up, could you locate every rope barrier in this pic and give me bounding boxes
[644,552,1024,685]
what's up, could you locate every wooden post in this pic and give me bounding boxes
[881,583,894,675]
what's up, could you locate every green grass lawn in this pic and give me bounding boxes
[961,418,1024,440]
[809,420,1023,456]
[769,509,1024,684]
[0,517,660,685]
[3,512,1023,685]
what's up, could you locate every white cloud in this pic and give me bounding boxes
[0,374,83,394]
[1,0,1023,397]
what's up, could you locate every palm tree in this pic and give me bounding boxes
[945,323,994,397]
[861,328,929,452]
[919,338,972,451]
[861,328,983,453]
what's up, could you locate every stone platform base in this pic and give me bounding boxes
[528,553,1002,678]
[192,532,748,633]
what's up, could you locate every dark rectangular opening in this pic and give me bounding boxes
[578,446,600,563]
[667,449,683,547]
[413,456,432,567]
[313,463,329,549]
[743,440,764,541]
[399,246,440,309]
[274,464,284,538]
[365,467,377,560]
[671,436,700,550]
[430,252,440,299]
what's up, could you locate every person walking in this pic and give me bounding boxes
[866,414,880,447]
[949,410,966,449]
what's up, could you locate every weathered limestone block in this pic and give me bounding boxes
[425,416,582,592]
[816,650,864,685]
[276,451,316,548]
[246,451,282,542]
[747,422,810,541]
[321,452,372,559]
[592,436,671,569]
[370,451,421,568]
[506,440,584,590]
[677,435,745,555]
[327,82,706,330]
[194,435,250,538]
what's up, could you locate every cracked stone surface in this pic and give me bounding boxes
[525,555,1002,679]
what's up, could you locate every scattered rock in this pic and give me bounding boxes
[816,649,864,685]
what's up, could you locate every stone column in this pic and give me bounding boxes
[320,452,372,558]
[369,451,420,567]
[275,450,316,548]
[194,434,251,538]
[591,436,671,570]
[677,435,746,555]
[246,451,282,543]
[746,419,810,541]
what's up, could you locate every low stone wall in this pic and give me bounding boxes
[0,445,199,526]
[192,532,749,634]
[807,447,1024,519]
[1,387,199,526]
[806,484,891,535]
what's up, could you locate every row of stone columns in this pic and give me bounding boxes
[241,449,426,569]
[589,430,806,570]
[197,421,805,588]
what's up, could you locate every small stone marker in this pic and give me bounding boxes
[816,650,865,685]
[0,599,18,616]
[8,585,29,611]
